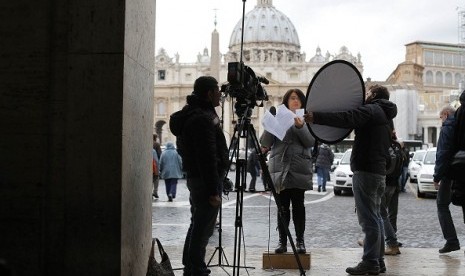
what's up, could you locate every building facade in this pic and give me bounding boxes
[153,0,363,145]
[385,41,465,147]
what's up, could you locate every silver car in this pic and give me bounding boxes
[331,152,345,172]
[333,149,353,195]
[417,147,437,198]
[408,149,426,183]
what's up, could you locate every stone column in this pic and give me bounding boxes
[423,126,429,145]
[0,1,155,275]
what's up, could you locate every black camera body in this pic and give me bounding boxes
[221,61,269,109]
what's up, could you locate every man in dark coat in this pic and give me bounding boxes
[170,76,229,276]
[305,84,397,275]
[452,92,465,221]
[433,105,461,254]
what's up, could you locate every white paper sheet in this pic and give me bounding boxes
[261,104,298,140]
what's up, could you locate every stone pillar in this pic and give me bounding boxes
[210,29,220,81]
[423,126,429,145]
[0,0,155,275]
[223,99,233,143]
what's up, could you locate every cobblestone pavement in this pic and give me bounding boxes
[152,174,465,275]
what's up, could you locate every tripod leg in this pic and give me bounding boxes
[206,199,230,267]
[232,159,245,276]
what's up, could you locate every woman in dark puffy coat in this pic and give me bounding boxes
[260,88,315,254]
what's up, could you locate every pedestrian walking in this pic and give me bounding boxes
[152,134,162,198]
[315,143,334,192]
[399,140,410,192]
[247,149,261,192]
[152,147,160,199]
[159,142,183,202]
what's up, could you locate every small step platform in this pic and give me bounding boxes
[262,251,311,269]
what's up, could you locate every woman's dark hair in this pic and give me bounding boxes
[282,88,306,109]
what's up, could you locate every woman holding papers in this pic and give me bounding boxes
[260,88,315,254]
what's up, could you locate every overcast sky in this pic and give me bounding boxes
[155,0,463,81]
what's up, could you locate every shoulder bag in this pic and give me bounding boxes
[146,238,175,276]
[450,150,465,181]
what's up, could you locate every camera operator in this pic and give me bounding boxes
[260,88,315,254]
[170,76,229,276]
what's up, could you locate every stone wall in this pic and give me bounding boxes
[0,0,155,275]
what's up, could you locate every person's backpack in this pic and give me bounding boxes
[152,158,159,176]
[386,141,403,178]
[451,180,465,207]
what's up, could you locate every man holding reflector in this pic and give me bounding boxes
[304,84,397,275]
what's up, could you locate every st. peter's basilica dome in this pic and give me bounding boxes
[225,0,303,64]
[229,0,300,49]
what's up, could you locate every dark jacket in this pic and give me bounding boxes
[313,99,397,175]
[401,147,410,167]
[386,141,403,187]
[315,144,334,170]
[455,92,465,151]
[433,115,455,183]
[169,94,229,196]
[247,150,260,174]
[260,124,315,192]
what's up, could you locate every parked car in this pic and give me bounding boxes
[228,148,247,171]
[408,149,426,183]
[333,149,353,195]
[229,152,237,171]
[417,147,437,198]
[331,152,345,172]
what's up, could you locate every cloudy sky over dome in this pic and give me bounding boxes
[156,0,463,81]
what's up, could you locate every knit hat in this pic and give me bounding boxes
[193,76,218,97]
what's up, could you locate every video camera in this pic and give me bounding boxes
[220,61,269,112]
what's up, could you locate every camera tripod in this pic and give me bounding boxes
[206,180,234,270]
[206,124,255,272]
[213,105,306,276]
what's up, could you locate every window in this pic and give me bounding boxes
[425,71,433,84]
[289,72,299,80]
[434,52,443,66]
[430,95,436,104]
[435,71,443,85]
[156,99,166,116]
[424,51,434,65]
[454,54,461,67]
[455,73,462,86]
[445,72,453,86]
[185,73,192,81]
[158,70,166,80]
[266,72,272,79]
[444,54,453,66]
